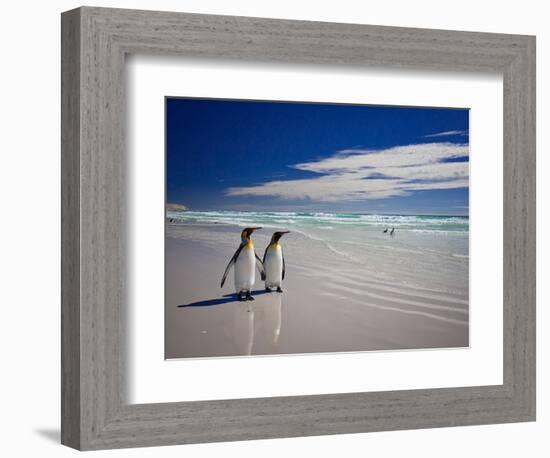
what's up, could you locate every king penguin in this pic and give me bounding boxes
[263,231,290,293]
[220,227,265,301]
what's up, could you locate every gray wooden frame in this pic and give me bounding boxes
[61,6,536,451]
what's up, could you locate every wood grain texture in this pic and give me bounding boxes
[61,6,536,450]
[61,7,81,450]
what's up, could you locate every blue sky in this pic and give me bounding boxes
[166,98,469,215]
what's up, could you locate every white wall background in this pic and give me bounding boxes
[0,0,546,456]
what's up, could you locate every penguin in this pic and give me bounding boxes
[383,228,388,234]
[390,227,395,236]
[220,227,265,301]
[263,231,290,293]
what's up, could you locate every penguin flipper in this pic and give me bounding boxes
[282,246,286,280]
[220,244,244,288]
[255,252,266,281]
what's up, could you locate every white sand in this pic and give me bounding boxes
[165,223,468,359]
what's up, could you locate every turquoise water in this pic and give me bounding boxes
[167,210,468,234]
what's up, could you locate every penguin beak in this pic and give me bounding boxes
[251,227,262,232]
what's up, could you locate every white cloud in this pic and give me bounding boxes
[422,130,468,138]
[225,142,469,202]
[293,143,468,173]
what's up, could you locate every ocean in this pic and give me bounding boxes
[166,210,468,234]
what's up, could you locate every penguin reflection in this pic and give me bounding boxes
[231,293,283,355]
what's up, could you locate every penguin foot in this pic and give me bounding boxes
[237,293,246,302]
[265,287,272,293]
[276,287,283,293]
[246,295,255,301]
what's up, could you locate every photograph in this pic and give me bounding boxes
[165,97,470,359]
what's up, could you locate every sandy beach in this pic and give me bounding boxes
[165,216,469,359]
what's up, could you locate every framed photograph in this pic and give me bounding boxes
[61,6,535,450]
[165,98,470,359]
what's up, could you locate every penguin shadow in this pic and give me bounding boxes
[232,293,283,355]
[177,289,270,308]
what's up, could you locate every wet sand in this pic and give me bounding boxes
[165,223,468,359]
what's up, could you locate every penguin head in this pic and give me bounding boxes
[271,231,290,243]
[241,227,262,242]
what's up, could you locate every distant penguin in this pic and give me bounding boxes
[220,227,265,301]
[263,231,290,293]
[383,228,388,233]
[390,227,395,236]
